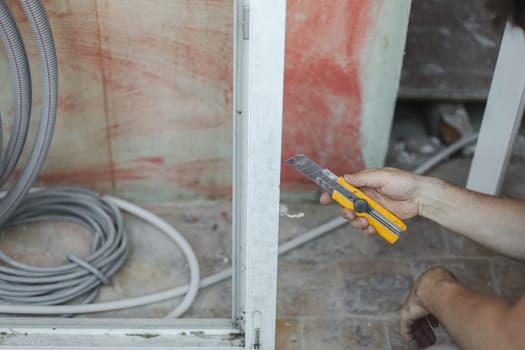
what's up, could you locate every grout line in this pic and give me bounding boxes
[306,256,497,264]
[280,313,400,321]
[409,256,494,262]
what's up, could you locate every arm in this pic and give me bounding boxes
[321,168,525,260]
[418,177,525,260]
[401,267,525,350]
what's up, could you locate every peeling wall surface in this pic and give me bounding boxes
[0,0,410,200]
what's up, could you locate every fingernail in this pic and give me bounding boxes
[344,174,353,182]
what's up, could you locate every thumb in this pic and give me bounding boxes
[344,169,389,189]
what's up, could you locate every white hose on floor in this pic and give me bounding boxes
[412,134,478,175]
[104,196,201,319]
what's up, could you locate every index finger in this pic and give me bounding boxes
[320,192,332,204]
[344,168,391,188]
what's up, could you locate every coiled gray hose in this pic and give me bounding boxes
[0,0,32,187]
[0,0,57,225]
[0,188,129,306]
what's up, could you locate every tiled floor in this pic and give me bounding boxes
[0,157,524,349]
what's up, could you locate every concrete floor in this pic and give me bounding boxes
[0,157,524,349]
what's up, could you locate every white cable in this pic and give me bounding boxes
[413,134,478,175]
[278,216,348,255]
[104,196,201,318]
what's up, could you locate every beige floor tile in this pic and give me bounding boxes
[276,319,301,350]
[301,317,388,350]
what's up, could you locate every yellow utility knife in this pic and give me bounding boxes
[286,154,407,244]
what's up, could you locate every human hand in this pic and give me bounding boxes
[320,167,425,235]
[400,267,456,349]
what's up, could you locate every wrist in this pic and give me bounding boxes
[415,267,459,313]
[414,176,448,218]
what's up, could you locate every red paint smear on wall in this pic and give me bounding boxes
[136,157,165,166]
[28,167,147,183]
[31,158,231,198]
[282,0,375,184]
[167,158,232,198]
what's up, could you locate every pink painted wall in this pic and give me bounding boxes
[0,0,404,200]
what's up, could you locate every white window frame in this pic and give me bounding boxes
[467,21,525,195]
[0,0,287,348]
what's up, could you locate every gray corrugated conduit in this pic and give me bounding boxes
[0,0,32,187]
[0,0,479,317]
[0,0,56,224]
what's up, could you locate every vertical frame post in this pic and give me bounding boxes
[232,0,287,349]
[467,21,525,195]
